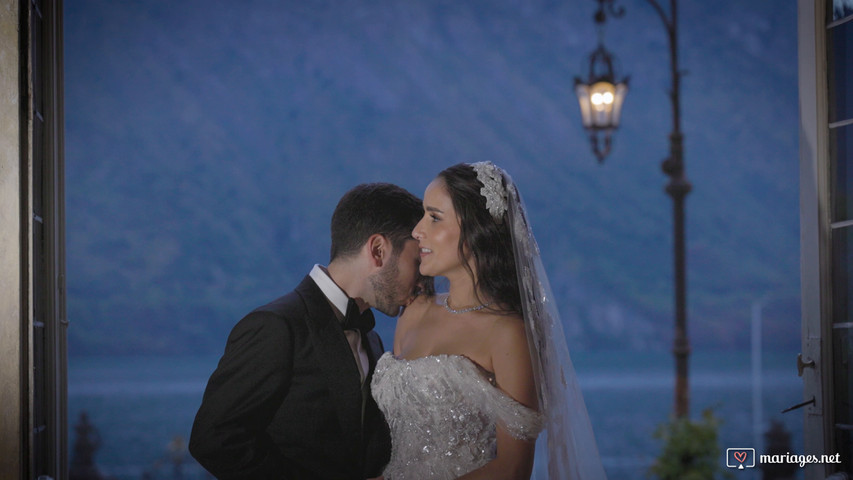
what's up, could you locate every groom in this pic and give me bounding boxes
[189,183,424,479]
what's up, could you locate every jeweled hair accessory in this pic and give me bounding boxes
[471,162,508,220]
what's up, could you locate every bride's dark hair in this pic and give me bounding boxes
[437,163,521,315]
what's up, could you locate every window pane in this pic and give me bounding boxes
[833,325,853,473]
[834,0,853,22]
[836,430,853,476]
[833,225,853,472]
[832,124,853,221]
[829,18,853,122]
[833,327,853,422]
[833,227,853,323]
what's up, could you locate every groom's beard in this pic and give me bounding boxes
[369,255,405,317]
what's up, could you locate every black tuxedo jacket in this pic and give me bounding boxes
[189,276,391,479]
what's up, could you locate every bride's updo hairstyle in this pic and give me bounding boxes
[437,163,521,315]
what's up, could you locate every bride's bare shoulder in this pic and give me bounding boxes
[393,294,440,354]
[398,294,439,324]
[488,312,527,346]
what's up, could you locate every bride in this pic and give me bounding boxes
[371,162,607,479]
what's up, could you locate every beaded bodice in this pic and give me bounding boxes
[371,352,544,479]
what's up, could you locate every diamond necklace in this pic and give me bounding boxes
[443,295,491,314]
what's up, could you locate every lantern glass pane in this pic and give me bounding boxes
[611,82,628,127]
[575,84,594,128]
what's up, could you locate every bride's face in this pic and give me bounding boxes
[412,179,468,279]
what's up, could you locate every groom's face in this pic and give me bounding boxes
[369,238,421,317]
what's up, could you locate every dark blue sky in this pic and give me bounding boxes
[64,0,800,354]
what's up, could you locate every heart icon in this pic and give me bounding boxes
[734,451,747,463]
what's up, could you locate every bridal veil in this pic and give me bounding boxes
[484,162,607,480]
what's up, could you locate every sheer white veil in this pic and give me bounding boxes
[493,164,607,480]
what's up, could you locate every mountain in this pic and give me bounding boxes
[63,0,800,355]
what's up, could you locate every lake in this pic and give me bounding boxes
[69,350,803,479]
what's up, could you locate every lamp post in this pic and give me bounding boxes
[576,0,692,418]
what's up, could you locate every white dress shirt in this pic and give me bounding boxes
[308,264,369,383]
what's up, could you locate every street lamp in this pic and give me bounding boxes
[574,2,629,163]
[577,0,692,418]
[574,44,629,163]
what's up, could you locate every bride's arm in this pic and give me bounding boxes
[457,317,538,480]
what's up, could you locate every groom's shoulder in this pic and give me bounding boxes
[227,290,310,343]
[234,278,318,333]
[250,296,320,336]
[251,290,304,317]
[249,276,316,318]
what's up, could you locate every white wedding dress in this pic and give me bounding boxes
[371,352,544,480]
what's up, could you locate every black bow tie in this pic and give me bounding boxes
[342,298,375,333]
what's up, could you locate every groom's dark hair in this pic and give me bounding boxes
[330,183,423,261]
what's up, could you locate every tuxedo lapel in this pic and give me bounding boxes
[363,332,384,383]
[295,277,364,444]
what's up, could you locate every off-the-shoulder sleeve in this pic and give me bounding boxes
[456,357,545,441]
[487,386,544,440]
